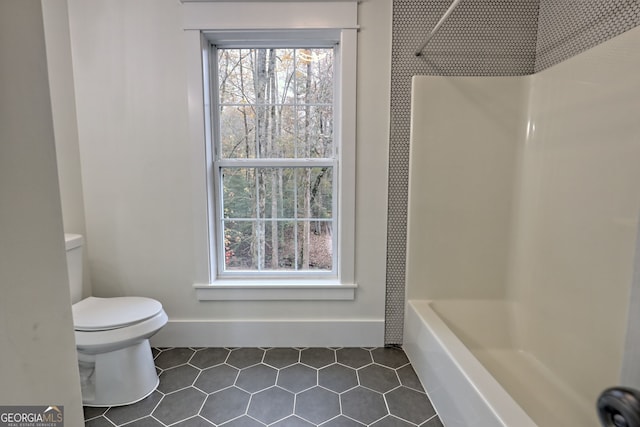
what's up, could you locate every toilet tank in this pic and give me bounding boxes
[65,233,84,304]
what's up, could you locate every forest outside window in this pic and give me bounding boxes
[211,43,339,279]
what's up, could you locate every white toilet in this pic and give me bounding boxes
[65,234,168,407]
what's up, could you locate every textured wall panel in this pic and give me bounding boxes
[536,0,640,71]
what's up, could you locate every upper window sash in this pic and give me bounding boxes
[212,44,338,165]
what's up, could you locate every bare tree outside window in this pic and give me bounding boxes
[216,47,335,273]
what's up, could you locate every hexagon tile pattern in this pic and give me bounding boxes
[83,347,444,427]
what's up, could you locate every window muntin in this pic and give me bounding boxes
[212,46,337,277]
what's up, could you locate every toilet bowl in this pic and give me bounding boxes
[73,296,168,406]
[65,234,168,407]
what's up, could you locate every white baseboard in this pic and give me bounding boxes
[150,319,385,347]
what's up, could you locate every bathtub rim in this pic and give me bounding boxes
[403,299,537,427]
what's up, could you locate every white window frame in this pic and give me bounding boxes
[183,1,357,300]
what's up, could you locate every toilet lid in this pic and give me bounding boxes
[73,296,163,331]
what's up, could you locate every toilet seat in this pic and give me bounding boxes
[73,296,163,331]
[74,310,168,355]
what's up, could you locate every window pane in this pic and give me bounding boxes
[297,221,333,271]
[222,168,255,218]
[265,220,298,270]
[275,49,296,104]
[218,49,256,104]
[295,48,334,104]
[220,106,257,158]
[296,106,333,158]
[276,106,296,158]
[218,47,334,160]
[222,220,253,270]
[296,167,333,219]
[276,221,297,269]
[257,167,296,220]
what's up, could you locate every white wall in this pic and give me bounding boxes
[0,1,83,424]
[66,0,391,346]
[42,0,92,300]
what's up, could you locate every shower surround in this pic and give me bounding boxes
[386,0,640,345]
[403,25,640,427]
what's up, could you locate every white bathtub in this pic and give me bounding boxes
[403,300,598,427]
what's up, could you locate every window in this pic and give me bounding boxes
[212,45,337,278]
[184,2,357,297]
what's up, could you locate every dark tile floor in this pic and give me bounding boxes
[84,347,444,427]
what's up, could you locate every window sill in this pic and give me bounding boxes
[194,281,357,301]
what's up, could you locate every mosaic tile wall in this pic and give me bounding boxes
[385,0,640,344]
[535,0,640,71]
